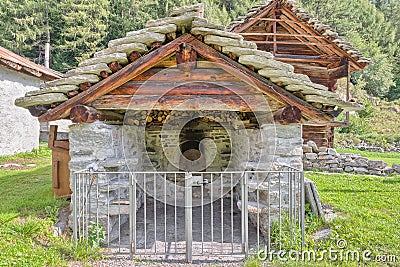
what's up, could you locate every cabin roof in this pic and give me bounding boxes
[0,46,62,81]
[227,0,370,72]
[15,3,363,123]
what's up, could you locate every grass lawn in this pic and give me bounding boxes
[336,148,400,166]
[0,146,100,267]
[246,172,400,267]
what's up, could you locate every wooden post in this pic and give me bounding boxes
[273,105,302,124]
[176,43,197,72]
[70,105,104,123]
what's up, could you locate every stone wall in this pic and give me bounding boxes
[0,66,40,156]
[68,122,304,241]
[303,141,400,176]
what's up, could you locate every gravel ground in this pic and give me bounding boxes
[70,255,247,266]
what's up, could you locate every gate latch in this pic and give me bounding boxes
[192,175,209,186]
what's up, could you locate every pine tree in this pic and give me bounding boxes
[53,0,109,71]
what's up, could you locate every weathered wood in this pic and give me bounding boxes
[189,37,332,122]
[176,43,197,72]
[38,34,197,122]
[110,81,259,96]
[273,106,302,124]
[151,41,163,50]
[128,51,142,63]
[92,94,271,112]
[70,105,105,123]
[109,61,122,73]
[79,82,92,91]
[130,67,242,82]
[100,71,109,79]
[67,90,79,97]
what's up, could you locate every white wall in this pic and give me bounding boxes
[0,66,41,156]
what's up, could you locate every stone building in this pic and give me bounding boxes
[15,2,365,255]
[0,46,61,156]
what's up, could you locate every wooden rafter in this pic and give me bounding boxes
[38,34,196,122]
[188,38,332,122]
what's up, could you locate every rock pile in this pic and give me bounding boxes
[303,141,400,176]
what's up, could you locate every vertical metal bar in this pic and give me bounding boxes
[144,173,147,252]
[300,172,305,248]
[153,173,157,254]
[230,173,234,254]
[289,170,293,249]
[220,173,224,254]
[129,173,134,259]
[96,173,99,250]
[118,173,121,253]
[72,172,78,244]
[174,173,177,254]
[279,172,282,251]
[201,174,204,254]
[267,172,271,253]
[257,175,260,251]
[185,173,193,263]
[211,173,214,253]
[164,173,167,255]
[241,172,248,256]
[107,173,110,249]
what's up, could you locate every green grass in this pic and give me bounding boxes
[245,172,400,267]
[336,147,400,166]
[0,146,101,266]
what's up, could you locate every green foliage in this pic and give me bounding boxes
[0,150,102,266]
[298,0,400,100]
[87,222,106,248]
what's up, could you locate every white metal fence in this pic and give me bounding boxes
[73,167,304,262]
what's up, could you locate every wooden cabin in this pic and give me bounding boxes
[228,0,370,147]
[0,46,61,156]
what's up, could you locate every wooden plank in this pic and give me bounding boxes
[52,161,60,189]
[189,38,332,122]
[240,32,325,39]
[48,125,57,149]
[91,94,271,112]
[54,140,69,150]
[110,81,259,96]
[252,41,332,46]
[38,34,196,122]
[130,67,242,82]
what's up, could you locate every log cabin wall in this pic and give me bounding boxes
[229,0,369,148]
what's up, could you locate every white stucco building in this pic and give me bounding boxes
[0,46,61,156]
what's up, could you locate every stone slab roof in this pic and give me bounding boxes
[15,3,363,122]
[227,0,370,68]
[0,46,62,81]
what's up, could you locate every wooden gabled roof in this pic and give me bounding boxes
[15,3,363,124]
[0,46,62,81]
[227,0,370,72]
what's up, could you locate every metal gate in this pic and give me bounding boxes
[73,168,304,262]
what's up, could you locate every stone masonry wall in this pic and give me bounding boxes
[0,66,40,156]
[303,141,400,176]
[68,122,304,241]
